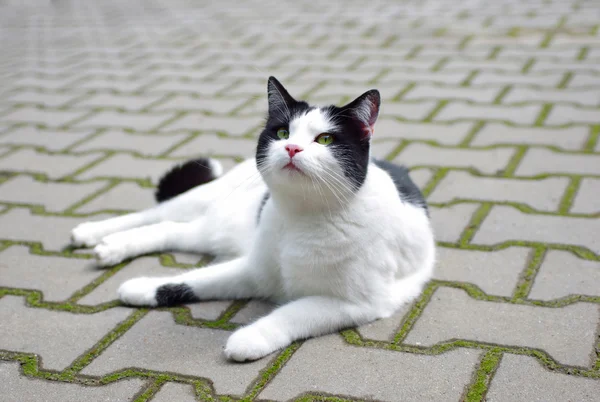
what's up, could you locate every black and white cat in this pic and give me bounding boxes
[70,77,435,362]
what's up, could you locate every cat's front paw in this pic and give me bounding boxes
[71,222,105,247]
[224,326,284,362]
[94,233,129,266]
[118,277,165,307]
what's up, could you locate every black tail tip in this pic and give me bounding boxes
[155,158,221,203]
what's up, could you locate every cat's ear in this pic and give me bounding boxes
[267,76,296,116]
[341,89,380,137]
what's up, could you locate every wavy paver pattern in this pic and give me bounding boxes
[0,0,599,401]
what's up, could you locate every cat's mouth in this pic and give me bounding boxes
[283,161,305,175]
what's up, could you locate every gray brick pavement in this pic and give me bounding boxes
[1,0,599,400]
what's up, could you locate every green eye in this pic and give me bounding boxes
[316,133,334,145]
[276,128,289,139]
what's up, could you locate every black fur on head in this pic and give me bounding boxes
[256,76,381,191]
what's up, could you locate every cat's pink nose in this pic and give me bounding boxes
[285,144,303,158]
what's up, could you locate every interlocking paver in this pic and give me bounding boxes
[2,0,599,400]
[152,383,197,402]
[0,126,93,151]
[0,296,131,370]
[81,311,270,395]
[0,149,102,179]
[393,143,515,174]
[404,287,598,366]
[0,176,106,212]
[259,335,481,401]
[72,130,189,156]
[529,250,600,301]
[74,182,154,213]
[434,247,529,297]
[474,206,600,252]
[487,355,600,401]
[516,148,600,176]
[428,171,569,211]
[0,245,102,301]
[470,124,589,150]
[571,178,600,214]
[0,362,145,402]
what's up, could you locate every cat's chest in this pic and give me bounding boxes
[276,220,358,298]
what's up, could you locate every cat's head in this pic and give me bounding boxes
[256,76,380,207]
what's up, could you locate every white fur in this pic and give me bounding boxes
[71,108,435,362]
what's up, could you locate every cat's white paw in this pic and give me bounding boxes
[118,277,164,307]
[94,241,128,266]
[224,326,281,362]
[71,222,105,247]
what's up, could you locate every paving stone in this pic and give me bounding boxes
[73,93,165,111]
[471,72,564,87]
[230,300,276,324]
[435,102,542,125]
[403,84,501,102]
[78,257,191,305]
[516,148,600,176]
[146,79,230,95]
[2,90,82,107]
[378,71,470,85]
[0,107,86,127]
[151,94,246,114]
[405,287,598,366]
[72,130,189,156]
[569,73,600,88]
[471,124,588,150]
[0,245,102,301]
[73,77,158,92]
[153,382,197,402]
[408,168,434,189]
[0,208,112,251]
[394,143,515,174]
[376,121,475,145]
[81,311,270,395]
[428,171,568,211]
[429,204,480,243]
[0,296,131,370]
[0,362,145,402]
[76,154,182,184]
[434,247,529,296]
[357,305,411,341]
[0,126,93,151]
[503,87,600,107]
[474,205,600,253]
[75,182,155,213]
[370,139,402,159]
[0,176,106,212]
[529,250,600,300]
[188,300,233,321]
[11,76,82,89]
[73,111,175,131]
[169,133,257,158]
[487,354,600,401]
[161,114,261,136]
[259,335,481,401]
[0,148,101,179]
[545,105,600,125]
[571,178,600,214]
[379,101,439,120]
[441,59,525,73]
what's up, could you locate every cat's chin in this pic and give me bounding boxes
[282,162,306,175]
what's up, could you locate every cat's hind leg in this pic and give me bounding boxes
[117,256,267,306]
[93,218,213,266]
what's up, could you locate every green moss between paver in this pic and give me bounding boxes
[464,349,502,402]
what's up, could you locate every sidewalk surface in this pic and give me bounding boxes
[1,0,599,401]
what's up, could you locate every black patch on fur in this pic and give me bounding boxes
[372,159,428,214]
[155,283,198,306]
[155,158,216,203]
[256,191,270,224]
[257,77,376,191]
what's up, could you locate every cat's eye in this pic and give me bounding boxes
[316,133,334,145]
[276,128,289,139]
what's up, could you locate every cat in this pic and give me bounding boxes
[70,77,436,362]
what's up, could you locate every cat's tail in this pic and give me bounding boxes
[155,158,223,202]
